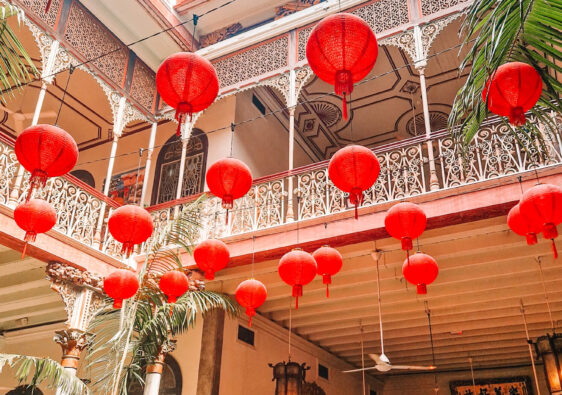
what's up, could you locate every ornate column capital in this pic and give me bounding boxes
[53,329,89,369]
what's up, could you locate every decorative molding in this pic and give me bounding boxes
[46,262,104,292]
[200,23,243,48]
[53,328,89,353]
[275,0,322,20]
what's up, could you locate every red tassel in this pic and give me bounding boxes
[295,295,298,310]
[45,0,52,12]
[249,315,252,327]
[225,208,229,225]
[342,94,348,120]
[526,233,538,246]
[176,114,183,136]
[326,284,329,298]
[552,239,558,259]
[205,270,215,280]
[406,249,410,266]
[323,275,331,298]
[21,242,28,259]
[417,284,427,294]
[401,237,413,251]
[354,201,358,220]
[509,107,526,127]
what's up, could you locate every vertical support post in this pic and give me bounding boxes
[9,40,61,207]
[413,25,440,191]
[141,122,158,207]
[286,69,297,223]
[174,119,193,218]
[196,309,225,395]
[144,352,166,395]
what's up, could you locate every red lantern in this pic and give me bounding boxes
[384,202,427,261]
[206,158,253,223]
[14,198,57,258]
[156,52,219,136]
[103,269,139,309]
[519,183,562,258]
[15,124,78,198]
[482,62,542,126]
[328,145,380,219]
[159,270,189,303]
[402,253,438,295]
[306,13,378,119]
[312,246,343,297]
[193,239,230,280]
[235,279,267,327]
[507,203,539,245]
[278,249,317,309]
[108,205,154,258]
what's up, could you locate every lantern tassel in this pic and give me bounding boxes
[417,284,427,294]
[292,285,303,309]
[113,299,123,309]
[176,113,183,136]
[323,274,331,298]
[225,208,229,225]
[246,307,255,327]
[342,93,348,120]
[509,107,526,127]
[526,233,538,246]
[21,242,28,259]
[401,237,413,251]
[21,231,37,259]
[552,239,558,259]
[45,0,52,12]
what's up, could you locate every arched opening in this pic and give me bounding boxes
[151,128,208,205]
[6,386,44,395]
[128,355,183,395]
[70,169,96,188]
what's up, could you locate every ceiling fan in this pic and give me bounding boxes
[343,251,436,374]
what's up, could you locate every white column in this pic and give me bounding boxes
[286,69,297,222]
[143,372,162,395]
[173,119,193,218]
[141,122,158,207]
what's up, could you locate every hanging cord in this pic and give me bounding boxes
[537,257,556,332]
[468,357,476,392]
[520,300,542,395]
[191,14,199,51]
[132,148,144,206]
[230,122,235,158]
[517,175,524,195]
[534,168,540,184]
[425,301,438,392]
[360,323,366,395]
[288,297,293,361]
[55,65,74,126]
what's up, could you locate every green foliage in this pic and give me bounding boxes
[0,354,89,394]
[449,0,562,145]
[0,5,38,102]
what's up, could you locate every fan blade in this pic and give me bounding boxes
[390,365,436,371]
[368,354,382,364]
[342,366,379,373]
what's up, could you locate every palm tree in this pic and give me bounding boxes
[0,199,238,395]
[449,0,562,145]
[0,5,38,102]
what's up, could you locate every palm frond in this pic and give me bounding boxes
[0,353,90,394]
[449,0,562,144]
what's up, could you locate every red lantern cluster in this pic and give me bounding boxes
[312,246,343,297]
[159,270,190,304]
[482,62,543,127]
[14,198,57,258]
[278,249,317,309]
[328,145,380,219]
[15,124,78,199]
[103,269,140,309]
[307,13,378,119]
[510,183,562,258]
[385,202,427,262]
[193,239,230,280]
[156,52,219,136]
[235,279,267,327]
[108,205,154,258]
[402,252,439,295]
[206,158,253,223]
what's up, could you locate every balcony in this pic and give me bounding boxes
[0,111,560,261]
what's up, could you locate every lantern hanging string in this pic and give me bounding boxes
[191,14,199,50]
[537,257,555,332]
[520,300,543,395]
[425,301,438,388]
[469,357,476,393]
[517,175,524,195]
[55,65,74,126]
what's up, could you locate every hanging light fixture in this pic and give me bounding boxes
[14,198,57,258]
[159,270,189,304]
[278,248,317,309]
[269,361,310,395]
[535,333,562,394]
[507,203,539,245]
[312,246,343,298]
[235,279,267,327]
[384,202,427,262]
[193,239,230,280]
[103,269,140,309]
[402,252,439,294]
[107,205,154,258]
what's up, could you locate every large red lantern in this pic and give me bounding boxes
[278,249,317,309]
[159,270,189,304]
[108,205,154,258]
[306,13,378,119]
[482,62,542,126]
[15,124,78,198]
[14,198,57,257]
[384,202,427,262]
[519,183,562,258]
[235,279,267,327]
[507,203,539,245]
[206,158,253,223]
[312,246,343,297]
[156,52,219,136]
[103,269,139,309]
[193,239,230,280]
[402,252,438,295]
[328,145,380,219]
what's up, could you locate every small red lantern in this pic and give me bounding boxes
[312,246,343,297]
[108,205,154,258]
[159,270,189,303]
[206,158,253,223]
[507,203,539,245]
[482,62,543,126]
[384,202,427,262]
[193,239,230,280]
[14,198,57,257]
[519,183,562,258]
[402,252,438,295]
[278,249,317,309]
[15,124,78,198]
[328,145,380,219]
[103,269,139,309]
[235,279,267,327]
[306,13,378,119]
[156,52,219,136]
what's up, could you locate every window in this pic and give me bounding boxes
[370,390,377,395]
[237,324,255,346]
[128,355,182,395]
[252,94,266,115]
[318,363,329,380]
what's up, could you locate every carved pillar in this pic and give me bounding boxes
[46,262,104,394]
[174,120,193,218]
[9,40,61,207]
[141,122,158,207]
[286,68,297,223]
[143,340,177,395]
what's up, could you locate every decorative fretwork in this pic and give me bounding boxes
[420,0,472,17]
[200,23,243,48]
[129,60,156,111]
[19,0,61,28]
